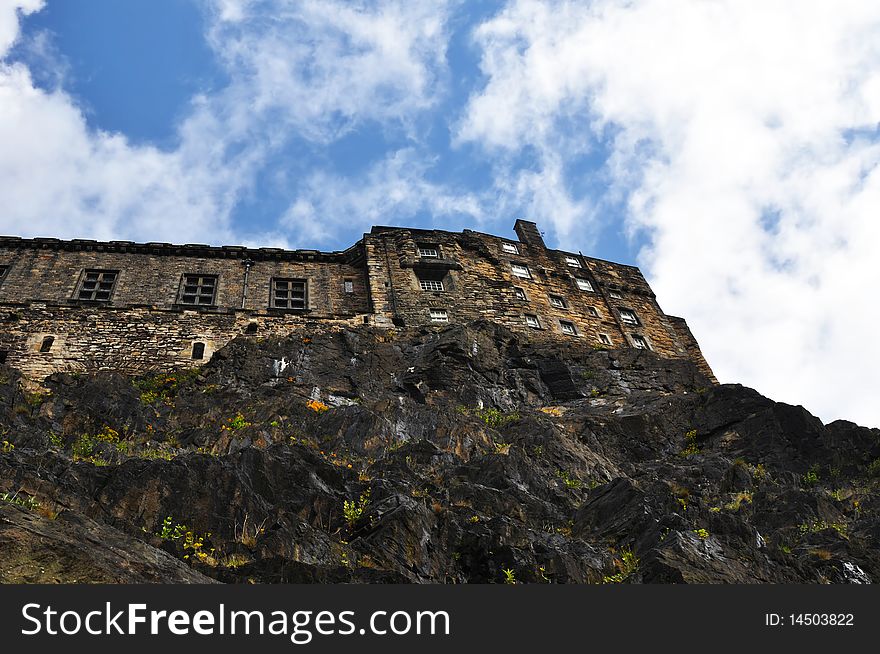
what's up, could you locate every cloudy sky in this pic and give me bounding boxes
[2,0,879,427]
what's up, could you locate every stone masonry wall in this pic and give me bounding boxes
[0,224,716,384]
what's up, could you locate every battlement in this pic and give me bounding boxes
[0,222,715,382]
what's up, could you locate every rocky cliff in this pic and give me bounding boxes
[1,321,878,583]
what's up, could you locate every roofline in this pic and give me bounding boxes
[0,235,362,263]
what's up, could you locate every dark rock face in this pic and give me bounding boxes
[0,321,878,583]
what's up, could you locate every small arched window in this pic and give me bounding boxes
[191,342,206,360]
[39,336,54,353]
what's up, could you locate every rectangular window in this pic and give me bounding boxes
[178,274,218,306]
[344,279,354,293]
[502,242,519,254]
[524,314,541,329]
[429,308,449,323]
[513,287,527,301]
[419,279,444,292]
[271,278,307,309]
[0,264,8,281]
[76,269,118,302]
[619,308,639,325]
[575,278,594,292]
[549,295,568,309]
[587,306,600,317]
[560,320,577,335]
[418,244,440,258]
[511,263,531,279]
[599,333,613,346]
[564,256,581,268]
[631,334,650,350]
[609,291,623,299]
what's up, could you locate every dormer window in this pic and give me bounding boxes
[502,242,519,254]
[619,308,640,325]
[564,256,581,268]
[76,270,118,302]
[549,295,568,309]
[179,274,218,306]
[575,278,594,292]
[511,263,531,279]
[418,244,440,258]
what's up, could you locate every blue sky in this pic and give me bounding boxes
[2,0,880,428]
[6,0,637,262]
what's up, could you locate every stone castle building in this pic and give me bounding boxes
[0,220,715,383]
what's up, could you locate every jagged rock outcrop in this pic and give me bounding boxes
[1,321,878,583]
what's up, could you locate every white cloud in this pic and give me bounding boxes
[0,0,454,243]
[460,0,880,426]
[279,148,487,246]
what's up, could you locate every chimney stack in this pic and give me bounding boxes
[513,219,546,249]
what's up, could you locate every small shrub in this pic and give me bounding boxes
[723,491,752,512]
[693,528,710,540]
[221,413,251,432]
[502,568,516,585]
[474,407,520,429]
[802,465,821,487]
[680,429,700,457]
[47,432,63,449]
[556,469,582,490]
[134,369,199,405]
[1,491,40,511]
[798,520,847,538]
[603,546,639,583]
[156,516,187,542]
[0,440,14,453]
[343,489,371,528]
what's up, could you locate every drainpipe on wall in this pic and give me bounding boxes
[240,258,255,309]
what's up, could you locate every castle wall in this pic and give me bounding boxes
[0,225,716,384]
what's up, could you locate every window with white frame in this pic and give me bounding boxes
[560,320,577,335]
[513,287,527,301]
[609,291,623,299]
[631,334,650,350]
[549,294,568,309]
[419,278,444,292]
[587,306,600,317]
[511,263,531,279]
[418,245,440,258]
[598,333,613,346]
[524,314,541,328]
[564,256,581,268]
[619,308,639,325]
[344,279,354,293]
[575,277,594,292]
[502,242,519,254]
[429,308,449,323]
